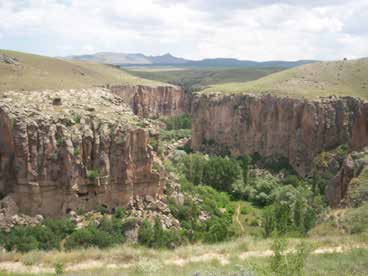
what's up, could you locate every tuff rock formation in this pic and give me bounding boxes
[191,93,368,177]
[110,85,187,118]
[0,89,162,216]
[326,147,368,207]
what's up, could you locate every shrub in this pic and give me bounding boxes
[3,227,39,252]
[138,218,183,249]
[202,156,241,193]
[87,169,99,181]
[163,114,191,130]
[114,207,126,219]
[244,174,278,207]
[269,238,310,276]
[64,217,123,250]
[204,216,232,243]
[239,154,252,185]
[179,153,207,185]
[263,185,316,237]
[54,262,64,275]
[138,220,154,246]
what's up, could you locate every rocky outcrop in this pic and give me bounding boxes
[191,93,368,177]
[326,148,368,207]
[110,85,188,118]
[0,89,162,217]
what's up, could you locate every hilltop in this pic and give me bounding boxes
[65,52,315,68]
[0,50,164,92]
[202,58,368,100]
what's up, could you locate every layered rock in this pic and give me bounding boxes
[110,85,187,118]
[0,89,162,216]
[191,93,368,177]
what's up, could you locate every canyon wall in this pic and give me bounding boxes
[191,93,368,177]
[0,89,162,217]
[111,85,188,118]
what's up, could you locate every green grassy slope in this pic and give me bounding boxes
[202,58,368,100]
[125,67,281,90]
[0,50,164,92]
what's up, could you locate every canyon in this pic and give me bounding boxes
[110,84,188,118]
[0,89,162,216]
[191,93,368,179]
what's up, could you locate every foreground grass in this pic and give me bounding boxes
[0,234,366,275]
[203,58,368,100]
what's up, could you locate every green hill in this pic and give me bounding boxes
[126,67,282,90]
[202,58,368,100]
[0,50,164,92]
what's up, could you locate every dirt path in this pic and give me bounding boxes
[0,244,365,274]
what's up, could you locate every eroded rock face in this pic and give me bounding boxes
[0,89,162,216]
[111,85,188,118]
[191,93,368,177]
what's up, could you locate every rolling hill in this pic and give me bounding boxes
[0,49,164,92]
[202,58,368,100]
[126,67,282,90]
[65,52,316,68]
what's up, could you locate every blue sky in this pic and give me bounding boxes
[1,0,368,61]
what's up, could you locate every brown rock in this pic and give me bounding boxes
[0,89,163,216]
[111,85,189,118]
[191,93,368,177]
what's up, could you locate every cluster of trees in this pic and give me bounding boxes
[177,152,323,237]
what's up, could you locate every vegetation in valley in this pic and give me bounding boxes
[126,66,282,90]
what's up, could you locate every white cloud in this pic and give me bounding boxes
[0,0,368,60]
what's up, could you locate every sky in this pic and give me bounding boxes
[0,0,368,61]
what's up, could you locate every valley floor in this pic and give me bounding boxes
[0,234,367,275]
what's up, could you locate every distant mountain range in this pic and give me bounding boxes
[64,52,316,68]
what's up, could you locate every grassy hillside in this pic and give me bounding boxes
[202,58,368,100]
[0,50,164,92]
[125,67,282,90]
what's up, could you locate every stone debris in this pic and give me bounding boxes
[0,54,19,65]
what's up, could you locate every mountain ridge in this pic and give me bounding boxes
[64,52,317,68]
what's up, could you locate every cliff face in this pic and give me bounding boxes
[110,85,188,118]
[191,93,368,177]
[0,89,161,217]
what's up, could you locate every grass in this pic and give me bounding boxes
[202,58,368,100]
[125,66,281,90]
[0,49,166,92]
[1,238,366,275]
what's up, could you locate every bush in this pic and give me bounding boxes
[244,174,278,207]
[0,218,75,252]
[163,114,191,130]
[3,227,39,252]
[202,156,240,193]
[263,185,316,237]
[64,217,124,250]
[204,216,232,243]
[87,169,99,181]
[269,238,310,276]
[179,153,207,185]
[138,218,183,249]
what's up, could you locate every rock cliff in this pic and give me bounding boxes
[0,89,162,216]
[110,85,188,118]
[191,93,368,177]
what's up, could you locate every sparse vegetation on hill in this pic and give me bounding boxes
[126,66,282,90]
[0,49,165,92]
[203,58,368,100]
